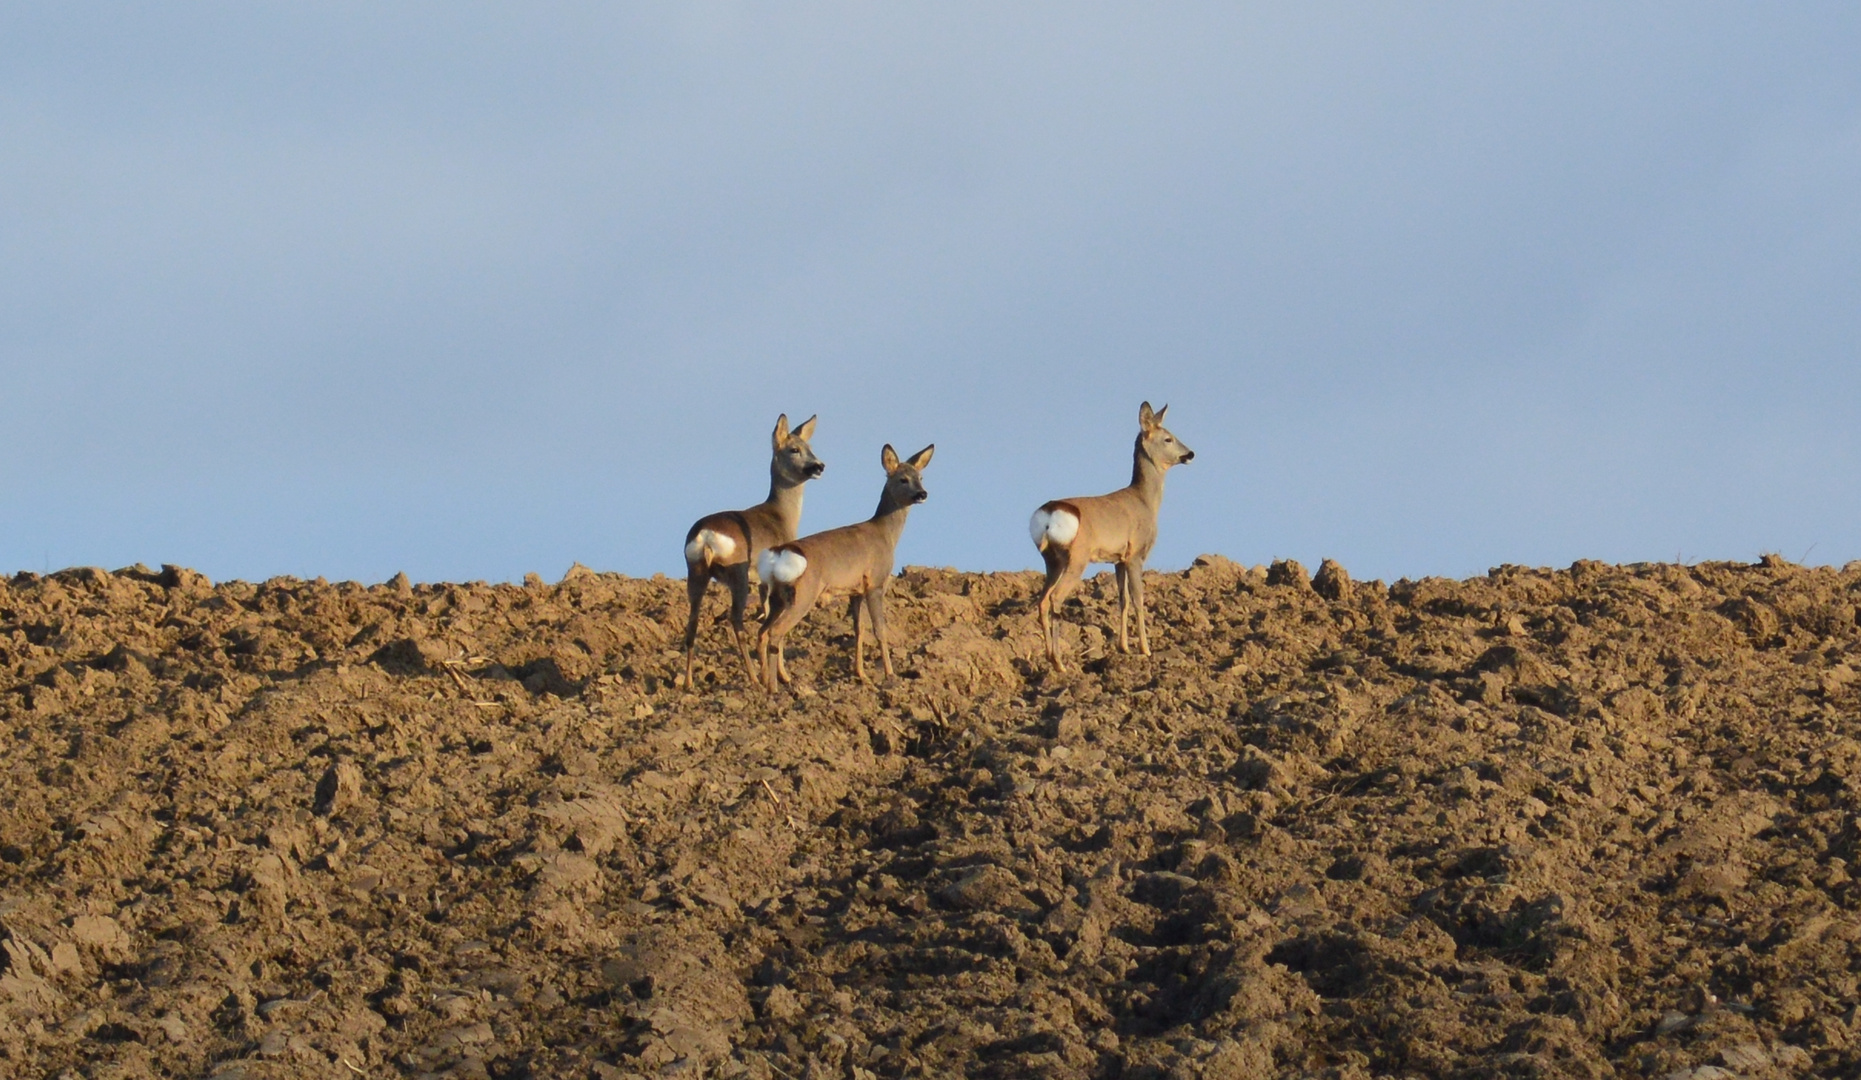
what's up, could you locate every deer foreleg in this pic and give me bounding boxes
[848,595,867,684]
[1131,559,1151,656]
[1115,563,1133,653]
[867,591,893,680]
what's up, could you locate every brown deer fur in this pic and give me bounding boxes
[681,414,822,686]
[756,443,933,691]
[1030,401,1194,670]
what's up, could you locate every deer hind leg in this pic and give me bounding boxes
[1038,550,1085,670]
[759,580,818,691]
[682,567,710,688]
[1036,550,1062,666]
[757,586,789,691]
[723,562,756,682]
[847,595,867,684]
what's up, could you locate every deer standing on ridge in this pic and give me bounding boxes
[682,414,824,687]
[1029,402,1194,671]
[757,443,934,691]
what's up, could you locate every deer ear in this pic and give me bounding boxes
[906,444,934,470]
[881,444,901,472]
[1138,401,1156,429]
[794,414,817,441]
[1154,404,1169,425]
[773,414,791,446]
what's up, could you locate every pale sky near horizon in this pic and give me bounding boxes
[3,5,1859,585]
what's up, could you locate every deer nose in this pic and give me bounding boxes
[1180,450,1195,462]
[806,462,824,477]
[913,490,928,503]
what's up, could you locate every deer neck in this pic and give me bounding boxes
[869,491,914,546]
[764,468,806,536]
[1130,445,1168,512]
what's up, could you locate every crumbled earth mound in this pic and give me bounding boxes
[2,555,1860,1080]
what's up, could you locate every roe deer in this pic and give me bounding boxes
[1030,401,1193,670]
[756,443,933,691]
[682,413,823,686]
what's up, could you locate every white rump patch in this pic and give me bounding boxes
[759,548,808,584]
[685,529,737,564]
[1030,507,1079,549]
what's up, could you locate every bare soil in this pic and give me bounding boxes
[3,555,1860,1080]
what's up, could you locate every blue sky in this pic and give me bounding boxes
[3,5,1858,584]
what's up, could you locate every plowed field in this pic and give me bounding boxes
[3,555,1859,1080]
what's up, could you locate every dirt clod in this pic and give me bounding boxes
[1312,558,1353,602]
[1,558,1858,1077]
[313,761,365,818]
[1266,558,1311,589]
